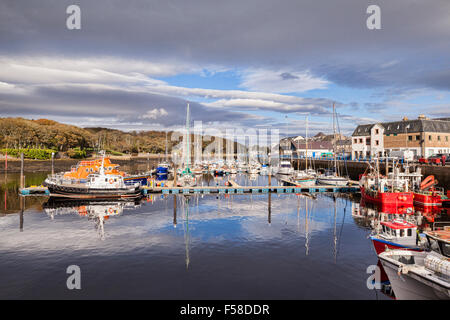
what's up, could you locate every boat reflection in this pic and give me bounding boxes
[43,199,141,240]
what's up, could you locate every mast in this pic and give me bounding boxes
[186,103,190,170]
[333,103,338,176]
[305,115,308,171]
[165,131,168,162]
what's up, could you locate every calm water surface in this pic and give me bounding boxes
[0,172,391,299]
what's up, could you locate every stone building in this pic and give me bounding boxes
[351,115,450,159]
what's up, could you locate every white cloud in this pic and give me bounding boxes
[142,108,169,119]
[240,69,329,93]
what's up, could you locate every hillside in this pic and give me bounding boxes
[0,117,246,158]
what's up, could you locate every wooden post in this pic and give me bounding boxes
[20,152,24,189]
[51,152,54,176]
[20,195,24,232]
[173,166,177,187]
[268,192,272,225]
[5,150,7,171]
[173,195,177,228]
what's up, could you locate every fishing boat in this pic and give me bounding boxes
[413,175,447,207]
[44,157,141,199]
[378,230,450,300]
[359,159,417,210]
[370,219,423,255]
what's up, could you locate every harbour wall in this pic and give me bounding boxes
[293,159,450,189]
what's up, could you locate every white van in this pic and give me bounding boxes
[389,150,414,161]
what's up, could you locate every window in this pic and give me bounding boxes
[441,242,450,258]
[407,229,412,237]
[438,136,441,141]
[429,135,432,141]
[400,229,404,237]
[376,140,379,146]
[393,133,397,136]
[359,138,363,143]
[416,135,420,141]
[408,136,412,141]
[375,129,379,134]
[105,178,108,182]
[446,136,449,142]
[354,138,357,143]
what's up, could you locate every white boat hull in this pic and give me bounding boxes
[380,256,450,300]
[316,176,348,186]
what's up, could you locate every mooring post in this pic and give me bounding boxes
[268,192,272,225]
[20,152,24,189]
[20,195,24,232]
[51,152,54,176]
[173,166,177,187]
[268,169,272,186]
[173,194,177,228]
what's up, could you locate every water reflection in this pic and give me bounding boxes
[42,199,142,240]
[4,171,448,299]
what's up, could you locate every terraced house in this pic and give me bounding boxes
[351,115,450,159]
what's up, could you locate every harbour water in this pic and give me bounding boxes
[1,172,431,300]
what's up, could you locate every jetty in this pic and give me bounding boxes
[19,180,360,197]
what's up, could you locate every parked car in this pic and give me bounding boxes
[419,153,449,165]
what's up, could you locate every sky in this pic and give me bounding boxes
[0,0,449,140]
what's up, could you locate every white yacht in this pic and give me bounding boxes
[278,160,294,175]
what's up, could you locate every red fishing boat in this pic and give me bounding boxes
[370,219,422,255]
[413,175,447,207]
[359,161,415,209]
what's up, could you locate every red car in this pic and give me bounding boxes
[419,153,448,165]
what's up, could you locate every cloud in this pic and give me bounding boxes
[240,69,329,93]
[142,108,169,120]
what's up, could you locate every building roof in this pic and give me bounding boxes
[293,141,333,150]
[352,118,450,136]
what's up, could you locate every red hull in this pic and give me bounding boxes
[361,187,413,210]
[371,237,421,256]
[413,192,443,207]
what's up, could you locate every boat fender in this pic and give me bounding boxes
[108,208,114,214]
[397,265,411,275]
[109,178,114,184]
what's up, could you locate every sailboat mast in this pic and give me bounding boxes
[333,103,337,176]
[305,116,308,171]
[165,131,168,162]
[186,103,190,170]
